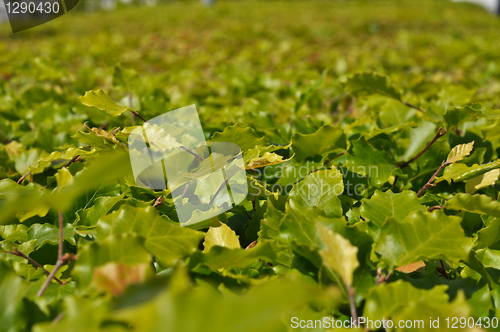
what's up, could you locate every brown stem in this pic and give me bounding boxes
[402,101,424,112]
[323,152,346,166]
[209,172,236,206]
[4,249,63,284]
[37,211,77,297]
[153,195,165,207]
[437,260,450,280]
[400,127,447,169]
[17,171,30,184]
[37,254,77,297]
[58,211,64,259]
[347,286,358,326]
[130,110,148,123]
[64,155,81,168]
[416,161,448,197]
[428,205,445,212]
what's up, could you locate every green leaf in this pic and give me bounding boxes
[476,218,500,249]
[203,221,240,252]
[78,90,132,117]
[345,136,396,186]
[72,233,151,289]
[289,168,343,218]
[440,160,500,183]
[0,262,28,332]
[98,205,204,266]
[210,125,267,152]
[342,72,402,100]
[466,169,500,193]
[0,224,28,242]
[291,125,346,162]
[476,248,500,269]
[444,105,484,128]
[317,223,359,286]
[364,280,470,323]
[446,141,474,164]
[27,223,76,248]
[360,190,426,228]
[376,210,472,268]
[444,193,500,218]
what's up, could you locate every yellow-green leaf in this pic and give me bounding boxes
[466,169,500,194]
[203,221,240,252]
[317,223,359,286]
[446,141,474,164]
[78,90,132,117]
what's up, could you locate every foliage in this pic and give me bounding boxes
[2,0,500,331]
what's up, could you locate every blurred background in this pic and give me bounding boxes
[0,0,500,136]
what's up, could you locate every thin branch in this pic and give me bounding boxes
[400,127,447,169]
[64,155,81,168]
[376,267,391,285]
[37,211,77,297]
[130,110,148,123]
[402,101,424,112]
[209,173,236,205]
[37,254,77,297]
[416,161,448,197]
[180,146,204,161]
[428,205,445,212]
[437,260,450,280]
[245,240,257,250]
[58,211,63,259]
[495,181,498,201]
[347,286,358,326]
[153,195,165,207]
[17,171,30,184]
[323,152,346,166]
[3,248,63,284]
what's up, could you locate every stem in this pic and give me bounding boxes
[58,211,63,259]
[180,146,204,161]
[495,181,498,201]
[17,171,30,184]
[347,286,358,326]
[153,195,165,207]
[416,161,448,197]
[37,211,77,297]
[4,249,63,284]
[437,260,450,280]
[64,155,81,168]
[402,101,424,112]
[209,172,236,206]
[400,127,447,169]
[130,110,148,123]
[323,152,346,166]
[428,205,445,212]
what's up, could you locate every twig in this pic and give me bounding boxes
[416,161,448,197]
[428,205,444,212]
[4,248,63,284]
[400,127,447,169]
[209,173,236,205]
[37,211,77,297]
[64,155,81,168]
[402,101,424,112]
[376,267,391,285]
[180,146,204,161]
[130,110,148,123]
[437,260,450,280]
[17,171,30,184]
[495,181,498,201]
[153,195,165,207]
[57,211,63,259]
[323,152,346,166]
[245,240,257,250]
[347,286,358,326]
